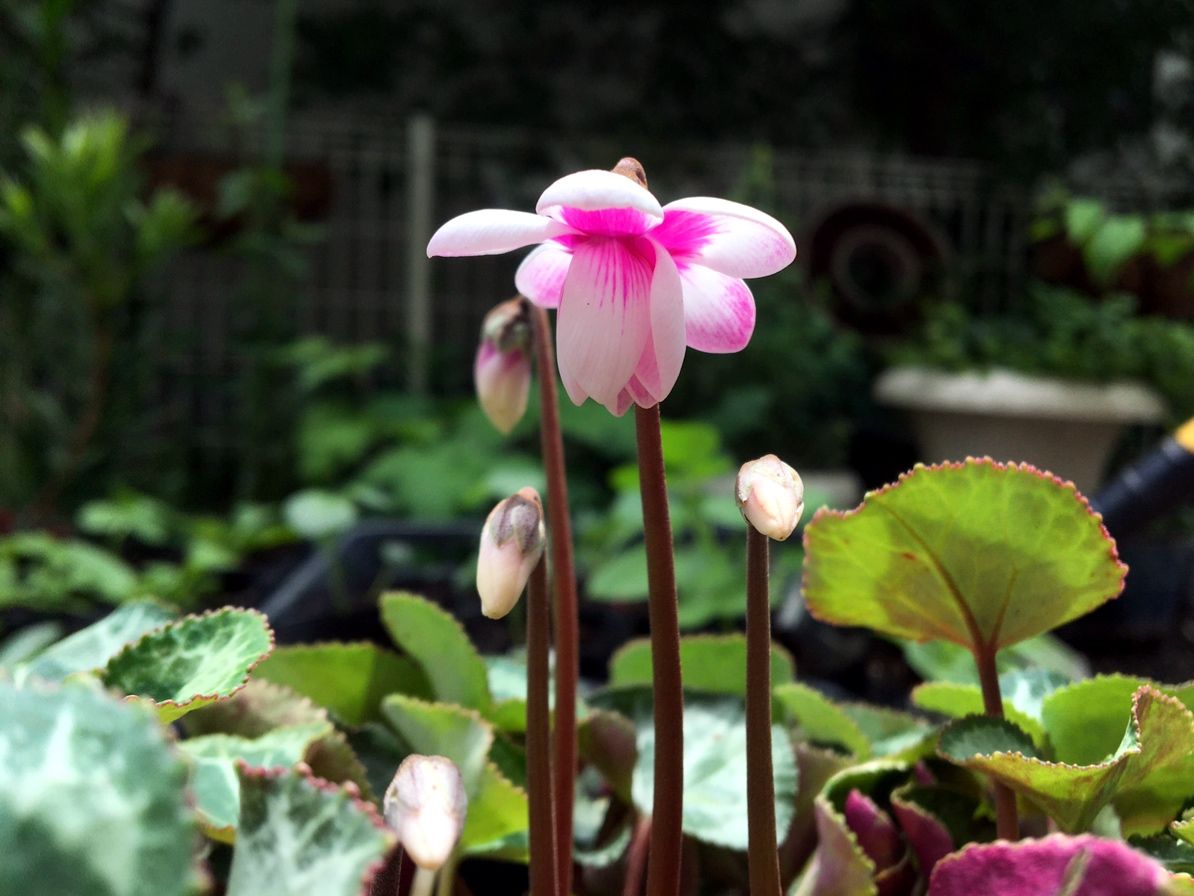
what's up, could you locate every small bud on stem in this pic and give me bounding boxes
[736,454,805,541]
[611,157,648,189]
[383,755,468,872]
[475,298,532,434]
[476,487,546,619]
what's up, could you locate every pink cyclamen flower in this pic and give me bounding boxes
[427,159,796,415]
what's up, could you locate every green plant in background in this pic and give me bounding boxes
[892,282,1194,421]
[579,418,793,630]
[1032,193,1194,291]
[670,273,873,472]
[0,112,198,517]
[216,87,326,501]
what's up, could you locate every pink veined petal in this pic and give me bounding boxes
[537,170,663,223]
[655,197,796,278]
[515,241,573,308]
[629,239,686,405]
[556,237,653,413]
[558,358,589,407]
[677,263,756,353]
[611,387,636,417]
[426,209,572,257]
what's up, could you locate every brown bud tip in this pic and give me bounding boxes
[611,157,648,189]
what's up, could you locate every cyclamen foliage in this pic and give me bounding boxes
[4,460,1194,894]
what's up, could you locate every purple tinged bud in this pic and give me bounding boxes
[383,755,468,871]
[475,298,532,434]
[476,486,546,619]
[736,454,805,541]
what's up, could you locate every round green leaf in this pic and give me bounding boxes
[180,722,333,841]
[380,592,491,713]
[227,766,393,896]
[578,709,638,802]
[102,607,274,723]
[939,687,1194,834]
[774,682,872,759]
[899,633,1089,685]
[459,761,530,858]
[1041,674,1150,764]
[380,694,494,795]
[839,703,935,760]
[253,642,430,726]
[610,634,795,697]
[21,601,175,683]
[593,689,797,851]
[0,682,201,896]
[913,669,1066,747]
[283,489,359,541]
[803,460,1126,653]
[1173,818,1194,848]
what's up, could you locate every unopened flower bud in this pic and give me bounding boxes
[611,156,648,188]
[476,487,545,619]
[384,755,468,871]
[475,298,531,434]
[736,454,804,541]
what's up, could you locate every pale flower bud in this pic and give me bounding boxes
[736,454,805,541]
[384,755,468,871]
[475,298,531,434]
[476,487,546,619]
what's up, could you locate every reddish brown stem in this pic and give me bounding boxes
[622,814,652,896]
[530,303,578,896]
[745,526,782,895]
[634,403,684,896]
[975,644,1020,840]
[527,559,559,895]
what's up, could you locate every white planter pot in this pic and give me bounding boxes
[874,367,1167,494]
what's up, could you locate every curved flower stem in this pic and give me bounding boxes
[622,814,652,896]
[975,645,1020,841]
[410,867,436,896]
[745,526,782,895]
[434,856,457,896]
[530,303,578,896]
[634,403,684,896]
[527,558,559,895]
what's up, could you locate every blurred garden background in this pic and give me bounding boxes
[4,0,1194,693]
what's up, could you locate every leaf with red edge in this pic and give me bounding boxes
[782,744,852,883]
[102,607,274,723]
[939,686,1194,834]
[227,765,393,896]
[792,762,910,896]
[802,459,1125,653]
[927,834,1190,896]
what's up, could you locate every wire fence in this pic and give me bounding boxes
[142,109,1041,479]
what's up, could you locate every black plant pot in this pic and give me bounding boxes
[256,519,483,647]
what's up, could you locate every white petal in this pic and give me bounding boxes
[556,238,652,412]
[658,197,796,278]
[630,240,686,404]
[427,209,571,257]
[515,241,572,308]
[678,264,756,353]
[537,170,663,220]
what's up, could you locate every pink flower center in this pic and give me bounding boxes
[560,206,656,237]
[648,209,717,263]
